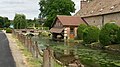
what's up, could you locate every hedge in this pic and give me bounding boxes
[99,23,119,46]
[116,28,120,43]
[83,26,100,44]
[77,24,87,40]
[6,28,12,33]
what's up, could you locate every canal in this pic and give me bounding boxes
[32,36,120,67]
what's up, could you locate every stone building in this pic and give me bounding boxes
[50,15,85,41]
[75,0,120,28]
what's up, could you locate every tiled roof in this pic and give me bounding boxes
[50,28,64,33]
[75,0,120,17]
[57,15,85,26]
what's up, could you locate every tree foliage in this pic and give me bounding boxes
[0,16,10,28]
[13,14,27,29]
[26,18,40,28]
[99,23,119,46]
[39,0,75,27]
[83,26,100,44]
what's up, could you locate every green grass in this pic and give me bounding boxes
[15,36,42,67]
[54,61,62,67]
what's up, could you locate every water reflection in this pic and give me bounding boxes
[31,36,120,67]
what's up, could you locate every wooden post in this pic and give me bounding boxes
[43,46,54,67]
[31,41,35,57]
[35,41,38,58]
[27,37,29,50]
[43,49,50,67]
[29,38,31,52]
[50,49,54,67]
[29,38,32,53]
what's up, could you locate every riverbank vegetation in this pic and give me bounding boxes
[14,36,41,67]
[49,22,120,67]
[77,23,120,47]
[75,22,120,66]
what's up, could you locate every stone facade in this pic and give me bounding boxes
[104,12,120,25]
[64,27,78,39]
[82,12,120,27]
[74,27,78,38]
[83,16,103,28]
[75,0,120,27]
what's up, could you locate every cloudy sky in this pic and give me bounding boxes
[0,0,80,20]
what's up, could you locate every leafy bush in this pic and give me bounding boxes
[83,26,100,44]
[40,31,50,37]
[99,23,119,46]
[0,28,3,30]
[116,28,120,43]
[6,28,12,33]
[77,24,87,40]
[43,27,49,30]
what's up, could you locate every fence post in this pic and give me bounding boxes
[29,38,32,53]
[27,37,29,51]
[35,41,38,58]
[50,49,54,67]
[43,49,50,67]
[43,47,54,67]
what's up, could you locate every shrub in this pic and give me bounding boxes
[116,27,120,44]
[42,27,49,30]
[6,28,12,33]
[99,23,119,46]
[77,24,87,40]
[40,31,50,37]
[0,28,3,30]
[83,26,100,44]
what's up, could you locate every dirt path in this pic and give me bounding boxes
[5,33,27,67]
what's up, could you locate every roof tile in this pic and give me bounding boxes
[75,0,120,17]
[57,15,85,26]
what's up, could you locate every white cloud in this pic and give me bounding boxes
[0,0,39,20]
[71,0,80,15]
[0,0,80,20]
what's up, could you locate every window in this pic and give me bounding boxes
[70,27,74,35]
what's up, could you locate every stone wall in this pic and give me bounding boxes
[104,12,120,25]
[83,12,120,27]
[74,27,78,38]
[64,27,70,39]
[64,27,78,39]
[83,16,103,28]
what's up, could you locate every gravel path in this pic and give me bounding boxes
[0,32,16,67]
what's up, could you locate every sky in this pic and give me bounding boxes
[0,0,80,20]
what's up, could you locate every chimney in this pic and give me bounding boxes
[81,0,89,9]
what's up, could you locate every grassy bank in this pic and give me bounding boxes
[14,36,42,67]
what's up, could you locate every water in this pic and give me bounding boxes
[32,36,120,67]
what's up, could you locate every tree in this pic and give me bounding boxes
[13,14,27,29]
[39,0,75,27]
[4,22,11,28]
[3,17,11,28]
[0,16,4,28]
[0,16,10,28]
[26,19,34,28]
